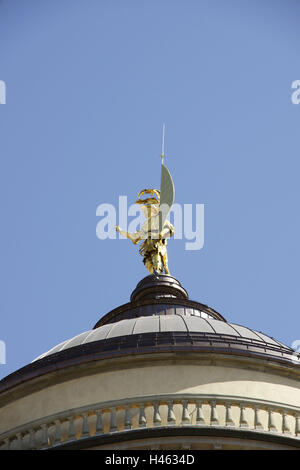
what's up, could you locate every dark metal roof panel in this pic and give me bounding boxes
[183,316,215,333]
[82,324,113,343]
[229,324,265,341]
[253,330,292,350]
[59,331,93,349]
[160,315,187,332]
[133,316,160,334]
[206,319,241,336]
[106,318,136,338]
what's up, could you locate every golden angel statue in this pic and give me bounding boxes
[115,149,175,275]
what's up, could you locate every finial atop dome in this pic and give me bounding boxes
[130,273,189,302]
[115,125,175,275]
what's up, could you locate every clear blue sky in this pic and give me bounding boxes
[1,0,300,378]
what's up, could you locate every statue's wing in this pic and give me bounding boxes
[159,164,175,233]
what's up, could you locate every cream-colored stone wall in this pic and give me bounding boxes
[0,357,300,435]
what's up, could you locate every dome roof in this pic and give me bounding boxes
[34,313,297,364]
[1,274,298,397]
[30,273,298,366]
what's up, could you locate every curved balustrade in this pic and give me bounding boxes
[1,394,300,449]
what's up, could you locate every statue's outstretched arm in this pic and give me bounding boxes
[115,226,142,245]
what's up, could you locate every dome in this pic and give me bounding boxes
[2,273,299,396]
[30,273,297,368]
[34,314,297,366]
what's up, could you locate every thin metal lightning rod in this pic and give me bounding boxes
[161,123,166,165]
